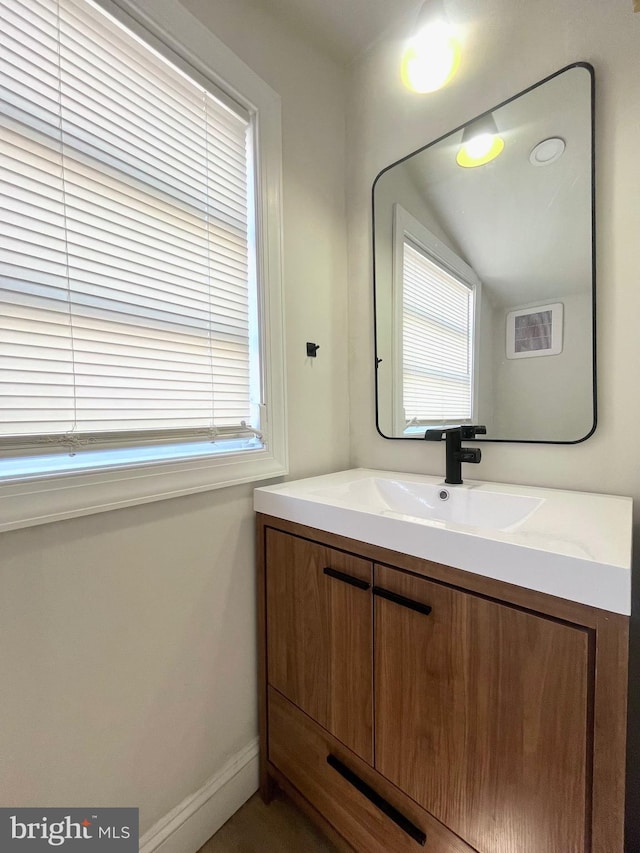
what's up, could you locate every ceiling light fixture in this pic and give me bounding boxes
[456,113,504,168]
[401,0,460,94]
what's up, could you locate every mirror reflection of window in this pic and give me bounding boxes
[402,241,474,430]
[392,205,480,435]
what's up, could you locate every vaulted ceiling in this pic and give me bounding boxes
[251,0,419,62]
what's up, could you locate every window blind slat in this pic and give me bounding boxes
[402,242,474,422]
[63,155,248,236]
[61,0,210,110]
[59,47,208,142]
[0,0,258,444]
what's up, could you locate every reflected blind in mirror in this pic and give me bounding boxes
[0,0,258,452]
[402,240,473,422]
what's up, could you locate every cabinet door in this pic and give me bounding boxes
[266,528,373,762]
[374,564,591,853]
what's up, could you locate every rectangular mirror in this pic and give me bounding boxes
[373,63,595,443]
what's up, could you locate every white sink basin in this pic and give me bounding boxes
[254,469,632,615]
[311,476,543,531]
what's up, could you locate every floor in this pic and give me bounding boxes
[197,792,339,853]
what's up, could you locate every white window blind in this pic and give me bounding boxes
[0,0,260,455]
[402,240,474,422]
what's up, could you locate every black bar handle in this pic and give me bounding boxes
[323,567,370,591]
[373,586,432,617]
[326,754,426,846]
[456,447,481,464]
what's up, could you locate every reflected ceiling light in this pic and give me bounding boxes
[456,113,504,168]
[401,0,461,94]
[529,137,566,166]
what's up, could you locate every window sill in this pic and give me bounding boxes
[0,446,287,533]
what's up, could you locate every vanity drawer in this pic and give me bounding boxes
[267,687,478,853]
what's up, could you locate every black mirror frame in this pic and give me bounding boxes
[371,62,596,445]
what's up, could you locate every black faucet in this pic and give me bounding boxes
[424,425,487,485]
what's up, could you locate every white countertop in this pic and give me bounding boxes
[255,468,633,615]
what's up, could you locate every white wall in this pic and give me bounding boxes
[0,0,349,838]
[476,289,496,432]
[180,0,351,475]
[347,0,640,496]
[346,0,640,842]
[492,293,593,440]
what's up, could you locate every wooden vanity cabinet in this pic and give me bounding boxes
[374,564,590,853]
[257,514,628,853]
[264,527,373,762]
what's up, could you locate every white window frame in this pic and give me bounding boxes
[0,0,287,532]
[392,204,480,436]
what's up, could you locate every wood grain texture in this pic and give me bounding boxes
[257,515,629,853]
[374,563,591,853]
[268,687,478,853]
[256,517,273,803]
[265,527,373,762]
[268,768,359,853]
[256,514,605,627]
[591,611,629,852]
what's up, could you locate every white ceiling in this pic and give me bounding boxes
[398,67,593,308]
[251,0,419,63]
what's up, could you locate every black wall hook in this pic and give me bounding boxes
[306,342,320,357]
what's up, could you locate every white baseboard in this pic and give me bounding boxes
[139,738,259,853]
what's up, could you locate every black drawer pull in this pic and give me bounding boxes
[323,567,370,591]
[326,754,426,846]
[373,586,432,617]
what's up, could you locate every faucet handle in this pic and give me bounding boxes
[460,425,487,439]
[425,425,486,441]
[457,447,481,464]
